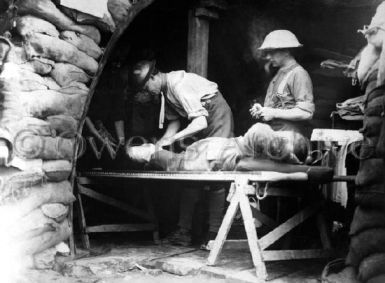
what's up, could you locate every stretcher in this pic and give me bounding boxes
[76,166,350,280]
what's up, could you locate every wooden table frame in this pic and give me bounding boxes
[206,176,334,280]
[76,170,333,280]
[76,176,159,249]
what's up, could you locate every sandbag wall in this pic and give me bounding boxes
[0,0,134,269]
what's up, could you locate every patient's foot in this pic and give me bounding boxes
[163,228,192,247]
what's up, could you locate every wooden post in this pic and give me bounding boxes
[187,9,210,77]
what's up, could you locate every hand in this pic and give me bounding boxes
[156,137,174,149]
[259,107,276,122]
[249,103,262,119]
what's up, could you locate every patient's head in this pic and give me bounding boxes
[267,131,309,164]
[126,143,156,163]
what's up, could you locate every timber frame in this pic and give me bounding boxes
[75,170,333,280]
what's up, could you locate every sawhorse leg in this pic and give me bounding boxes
[77,191,90,250]
[207,177,267,280]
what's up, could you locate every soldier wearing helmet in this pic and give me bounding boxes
[128,60,234,247]
[250,30,315,137]
[128,60,234,146]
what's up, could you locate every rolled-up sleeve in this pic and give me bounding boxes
[291,69,315,114]
[173,84,209,120]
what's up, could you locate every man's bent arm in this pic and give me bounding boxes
[270,107,313,121]
[172,116,207,142]
[160,119,181,140]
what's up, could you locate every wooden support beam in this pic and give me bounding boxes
[259,203,321,250]
[187,9,210,77]
[86,224,156,233]
[262,249,334,261]
[317,213,332,249]
[237,177,267,280]
[207,185,240,265]
[78,185,153,222]
[77,192,90,249]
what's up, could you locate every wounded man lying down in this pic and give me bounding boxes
[126,123,310,171]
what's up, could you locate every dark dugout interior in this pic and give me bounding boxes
[79,0,380,240]
[86,0,378,143]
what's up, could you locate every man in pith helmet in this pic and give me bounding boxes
[250,30,315,137]
[128,61,234,247]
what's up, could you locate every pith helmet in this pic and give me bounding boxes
[259,30,303,50]
[369,1,385,29]
[128,60,156,90]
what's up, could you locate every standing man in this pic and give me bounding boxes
[129,61,234,247]
[250,30,315,137]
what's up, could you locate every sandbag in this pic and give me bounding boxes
[43,76,61,90]
[108,0,131,25]
[16,15,59,38]
[43,159,72,181]
[50,62,90,86]
[377,116,385,157]
[350,206,385,236]
[346,228,385,267]
[0,62,54,92]
[59,4,116,33]
[356,158,385,186]
[1,89,86,120]
[16,0,101,43]
[41,203,69,221]
[25,33,99,74]
[355,187,385,209]
[33,247,57,270]
[18,219,71,256]
[10,157,44,172]
[19,57,55,75]
[0,181,75,219]
[359,253,385,282]
[0,38,22,64]
[60,31,103,59]
[4,117,55,138]
[0,167,44,204]
[0,41,55,75]
[361,116,383,138]
[46,114,78,138]
[57,82,89,96]
[13,134,74,160]
[11,207,58,238]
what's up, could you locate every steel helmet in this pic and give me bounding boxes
[128,60,156,91]
[369,1,385,29]
[259,30,303,50]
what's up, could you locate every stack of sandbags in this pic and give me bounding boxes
[0,0,130,270]
[0,0,150,271]
[0,167,75,268]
